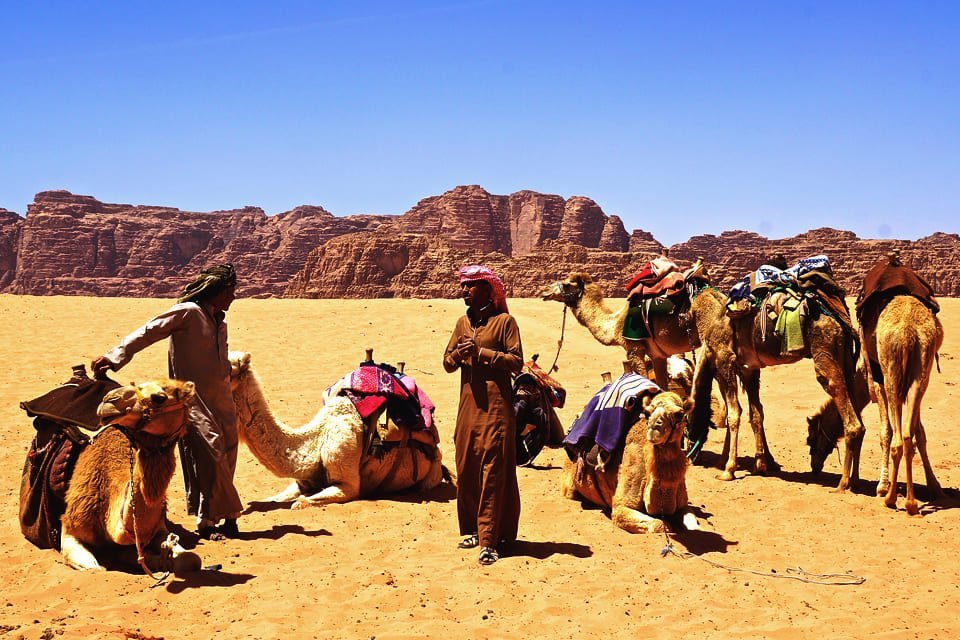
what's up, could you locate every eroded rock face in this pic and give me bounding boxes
[670,228,960,297]
[8,191,388,298]
[0,209,23,289]
[3,188,958,299]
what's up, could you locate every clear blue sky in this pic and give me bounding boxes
[2,1,957,245]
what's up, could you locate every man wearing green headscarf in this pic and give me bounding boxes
[92,264,243,540]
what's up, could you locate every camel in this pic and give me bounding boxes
[541,273,737,458]
[539,272,701,389]
[228,351,445,508]
[60,379,202,574]
[864,296,945,514]
[560,388,698,533]
[687,282,866,491]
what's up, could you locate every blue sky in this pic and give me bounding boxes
[1,1,957,245]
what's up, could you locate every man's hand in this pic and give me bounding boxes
[91,356,115,380]
[455,337,478,362]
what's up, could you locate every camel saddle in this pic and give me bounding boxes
[513,359,567,465]
[623,256,713,340]
[19,366,121,550]
[856,258,938,334]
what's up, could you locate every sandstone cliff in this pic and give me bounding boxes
[2,187,957,299]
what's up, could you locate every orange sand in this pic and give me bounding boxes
[0,295,958,639]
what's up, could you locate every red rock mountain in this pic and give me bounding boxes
[1,187,957,299]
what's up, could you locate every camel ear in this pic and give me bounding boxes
[641,393,655,414]
[682,397,694,415]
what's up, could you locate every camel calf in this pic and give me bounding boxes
[60,379,201,573]
[561,391,698,533]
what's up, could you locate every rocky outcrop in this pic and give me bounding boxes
[0,209,23,289]
[3,188,958,299]
[9,191,388,297]
[670,228,960,297]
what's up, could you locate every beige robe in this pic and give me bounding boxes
[103,301,242,522]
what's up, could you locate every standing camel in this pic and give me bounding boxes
[540,271,739,457]
[857,253,945,514]
[688,277,865,490]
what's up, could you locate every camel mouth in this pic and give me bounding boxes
[538,283,563,301]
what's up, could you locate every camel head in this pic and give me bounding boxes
[97,379,196,438]
[539,273,593,306]
[229,350,252,390]
[805,401,842,474]
[640,391,692,446]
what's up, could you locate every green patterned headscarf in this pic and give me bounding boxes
[178,263,237,303]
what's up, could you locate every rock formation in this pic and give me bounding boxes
[2,187,958,299]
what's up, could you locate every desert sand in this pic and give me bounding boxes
[0,294,958,639]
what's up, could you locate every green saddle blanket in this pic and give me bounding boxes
[624,297,675,340]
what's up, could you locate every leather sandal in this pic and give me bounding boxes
[457,534,479,549]
[478,547,499,565]
[198,526,227,541]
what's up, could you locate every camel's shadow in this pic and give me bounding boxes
[241,480,457,515]
[165,569,256,593]
[501,539,592,560]
[669,528,737,555]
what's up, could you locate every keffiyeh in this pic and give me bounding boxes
[178,263,237,303]
[458,264,509,313]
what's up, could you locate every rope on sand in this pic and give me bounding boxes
[660,533,865,586]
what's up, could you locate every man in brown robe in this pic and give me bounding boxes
[92,264,243,541]
[443,265,523,565]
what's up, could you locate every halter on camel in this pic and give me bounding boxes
[110,393,191,581]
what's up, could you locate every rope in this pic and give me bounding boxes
[548,305,568,374]
[659,531,865,586]
[127,445,169,585]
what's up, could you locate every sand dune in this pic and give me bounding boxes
[1,295,958,639]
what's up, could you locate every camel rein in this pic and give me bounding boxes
[548,305,568,374]
[116,404,188,584]
[658,530,865,585]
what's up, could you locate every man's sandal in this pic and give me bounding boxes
[457,534,479,549]
[478,547,499,565]
[198,526,227,542]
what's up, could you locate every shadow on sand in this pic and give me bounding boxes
[501,539,593,560]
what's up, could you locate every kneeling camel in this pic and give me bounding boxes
[60,379,201,574]
[229,351,445,508]
[561,390,698,533]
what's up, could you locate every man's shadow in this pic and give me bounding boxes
[169,521,331,547]
[501,539,592,560]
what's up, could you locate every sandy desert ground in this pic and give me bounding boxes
[0,294,958,639]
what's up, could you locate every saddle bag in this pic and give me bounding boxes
[19,367,120,550]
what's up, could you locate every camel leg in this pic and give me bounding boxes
[651,357,670,391]
[883,384,905,510]
[611,505,665,534]
[717,367,743,481]
[560,462,579,500]
[265,481,303,503]
[292,483,358,509]
[740,369,777,475]
[914,420,946,500]
[60,532,104,571]
[902,377,930,516]
[813,352,865,492]
[874,382,892,497]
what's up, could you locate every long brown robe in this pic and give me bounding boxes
[103,300,243,523]
[443,308,523,549]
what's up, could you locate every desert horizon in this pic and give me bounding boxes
[1,293,958,639]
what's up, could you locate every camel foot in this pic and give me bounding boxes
[681,512,700,531]
[905,499,920,516]
[876,481,890,497]
[884,494,898,509]
[291,496,313,510]
[717,470,736,481]
[638,520,665,534]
